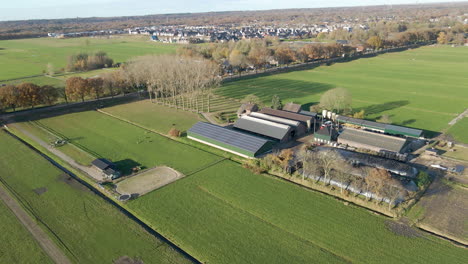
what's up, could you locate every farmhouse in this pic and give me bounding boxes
[338,128,408,153]
[188,122,273,158]
[234,115,293,143]
[259,108,314,130]
[248,112,307,137]
[91,158,121,180]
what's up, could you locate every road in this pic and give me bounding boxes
[0,184,72,264]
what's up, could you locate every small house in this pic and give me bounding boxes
[91,158,121,180]
[314,126,337,144]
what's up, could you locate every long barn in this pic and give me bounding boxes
[187,122,274,158]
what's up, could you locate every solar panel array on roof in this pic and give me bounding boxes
[188,122,271,154]
[234,116,291,141]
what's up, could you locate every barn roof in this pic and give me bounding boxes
[338,128,407,153]
[336,115,422,137]
[234,116,291,140]
[91,158,114,170]
[282,102,302,113]
[249,112,301,127]
[259,108,313,123]
[385,125,423,138]
[188,122,271,154]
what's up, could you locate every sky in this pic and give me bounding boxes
[1,0,466,21]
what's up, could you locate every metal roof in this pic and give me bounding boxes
[385,125,423,137]
[188,122,271,153]
[260,108,313,123]
[299,110,317,117]
[91,158,114,170]
[336,116,386,130]
[338,128,407,153]
[282,102,302,113]
[234,116,291,140]
[249,112,301,127]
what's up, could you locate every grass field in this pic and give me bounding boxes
[0,199,52,263]
[102,100,203,134]
[0,36,177,80]
[218,46,468,138]
[129,160,468,263]
[447,118,468,144]
[12,106,468,263]
[32,110,222,174]
[0,131,191,263]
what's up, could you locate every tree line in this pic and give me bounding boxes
[66,51,114,72]
[0,83,60,111]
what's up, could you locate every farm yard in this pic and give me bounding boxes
[116,166,183,196]
[6,104,467,263]
[0,36,177,80]
[218,46,468,139]
[0,131,192,264]
[0,199,52,263]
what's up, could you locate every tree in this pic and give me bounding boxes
[87,77,104,100]
[366,36,383,49]
[17,83,43,108]
[46,63,55,76]
[229,49,248,75]
[319,87,352,113]
[333,164,353,193]
[316,149,339,184]
[377,114,392,124]
[437,32,448,44]
[41,85,59,105]
[241,94,263,107]
[274,45,296,65]
[65,77,88,102]
[353,109,365,119]
[271,94,282,110]
[0,85,19,111]
[248,44,271,72]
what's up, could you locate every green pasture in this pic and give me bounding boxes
[0,199,52,263]
[102,100,202,134]
[29,110,221,174]
[130,160,468,263]
[218,46,468,137]
[447,118,468,144]
[0,131,191,263]
[0,36,177,80]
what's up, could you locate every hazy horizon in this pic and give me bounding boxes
[1,0,467,22]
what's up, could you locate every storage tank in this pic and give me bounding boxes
[331,113,337,121]
[327,111,332,119]
[322,109,327,118]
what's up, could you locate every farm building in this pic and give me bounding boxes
[282,102,302,113]
[248,112,307,137]
[314,126,337,144]
[335,115,423,138]
[259,108,314,130]
[338,128,408,153]
[233,115,293,143]
[187,122,273,158]
[91,158,121,180]
[237,103,259,118]
[299,110,317,118]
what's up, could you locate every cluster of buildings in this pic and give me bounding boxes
[188,102,423,161]
[47,30,126,38]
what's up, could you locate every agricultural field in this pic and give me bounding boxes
[129,159,468,263]
[447,118,468,144]
[218,46,468,138]
[0,199,52,263]
[101,100,203,134]
[25,110,222,174]
[0,36,177,80]
[0,131,192,264]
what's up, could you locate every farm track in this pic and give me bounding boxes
[0,179,72,264]
[1,128,201,264]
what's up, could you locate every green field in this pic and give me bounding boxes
[447,118,468,144]
[13,107,467,263]
[129,160,467,263]
[33,110,221,174]
[0,199,52,263]
[218,46,468,137]
[0,36,177,80]
[102,100,202,134]
[0,131,191,264]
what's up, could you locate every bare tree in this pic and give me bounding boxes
[319,87,352,114]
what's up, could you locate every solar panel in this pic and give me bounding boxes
[188,122,271,153]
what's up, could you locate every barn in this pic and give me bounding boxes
[187,122,273,158]
[259,108,314,130]
[91,158,121,180]
[336,115,423,138]
[248,112,307,137]
[233,115,293,143]
[338,128,408,153]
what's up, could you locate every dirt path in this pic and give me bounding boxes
[6,123,104,181]
[448,109,468,125]
[0,184,72,264]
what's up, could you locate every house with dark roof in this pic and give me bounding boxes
[233,115,293,143]
[259,108,314,130]
[188,122,273,158]
[314,126,337,144]
[338,128,408,153]
[91,158,121,180]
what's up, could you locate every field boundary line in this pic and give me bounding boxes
[2,128,202,264]
[196,185,353,263]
